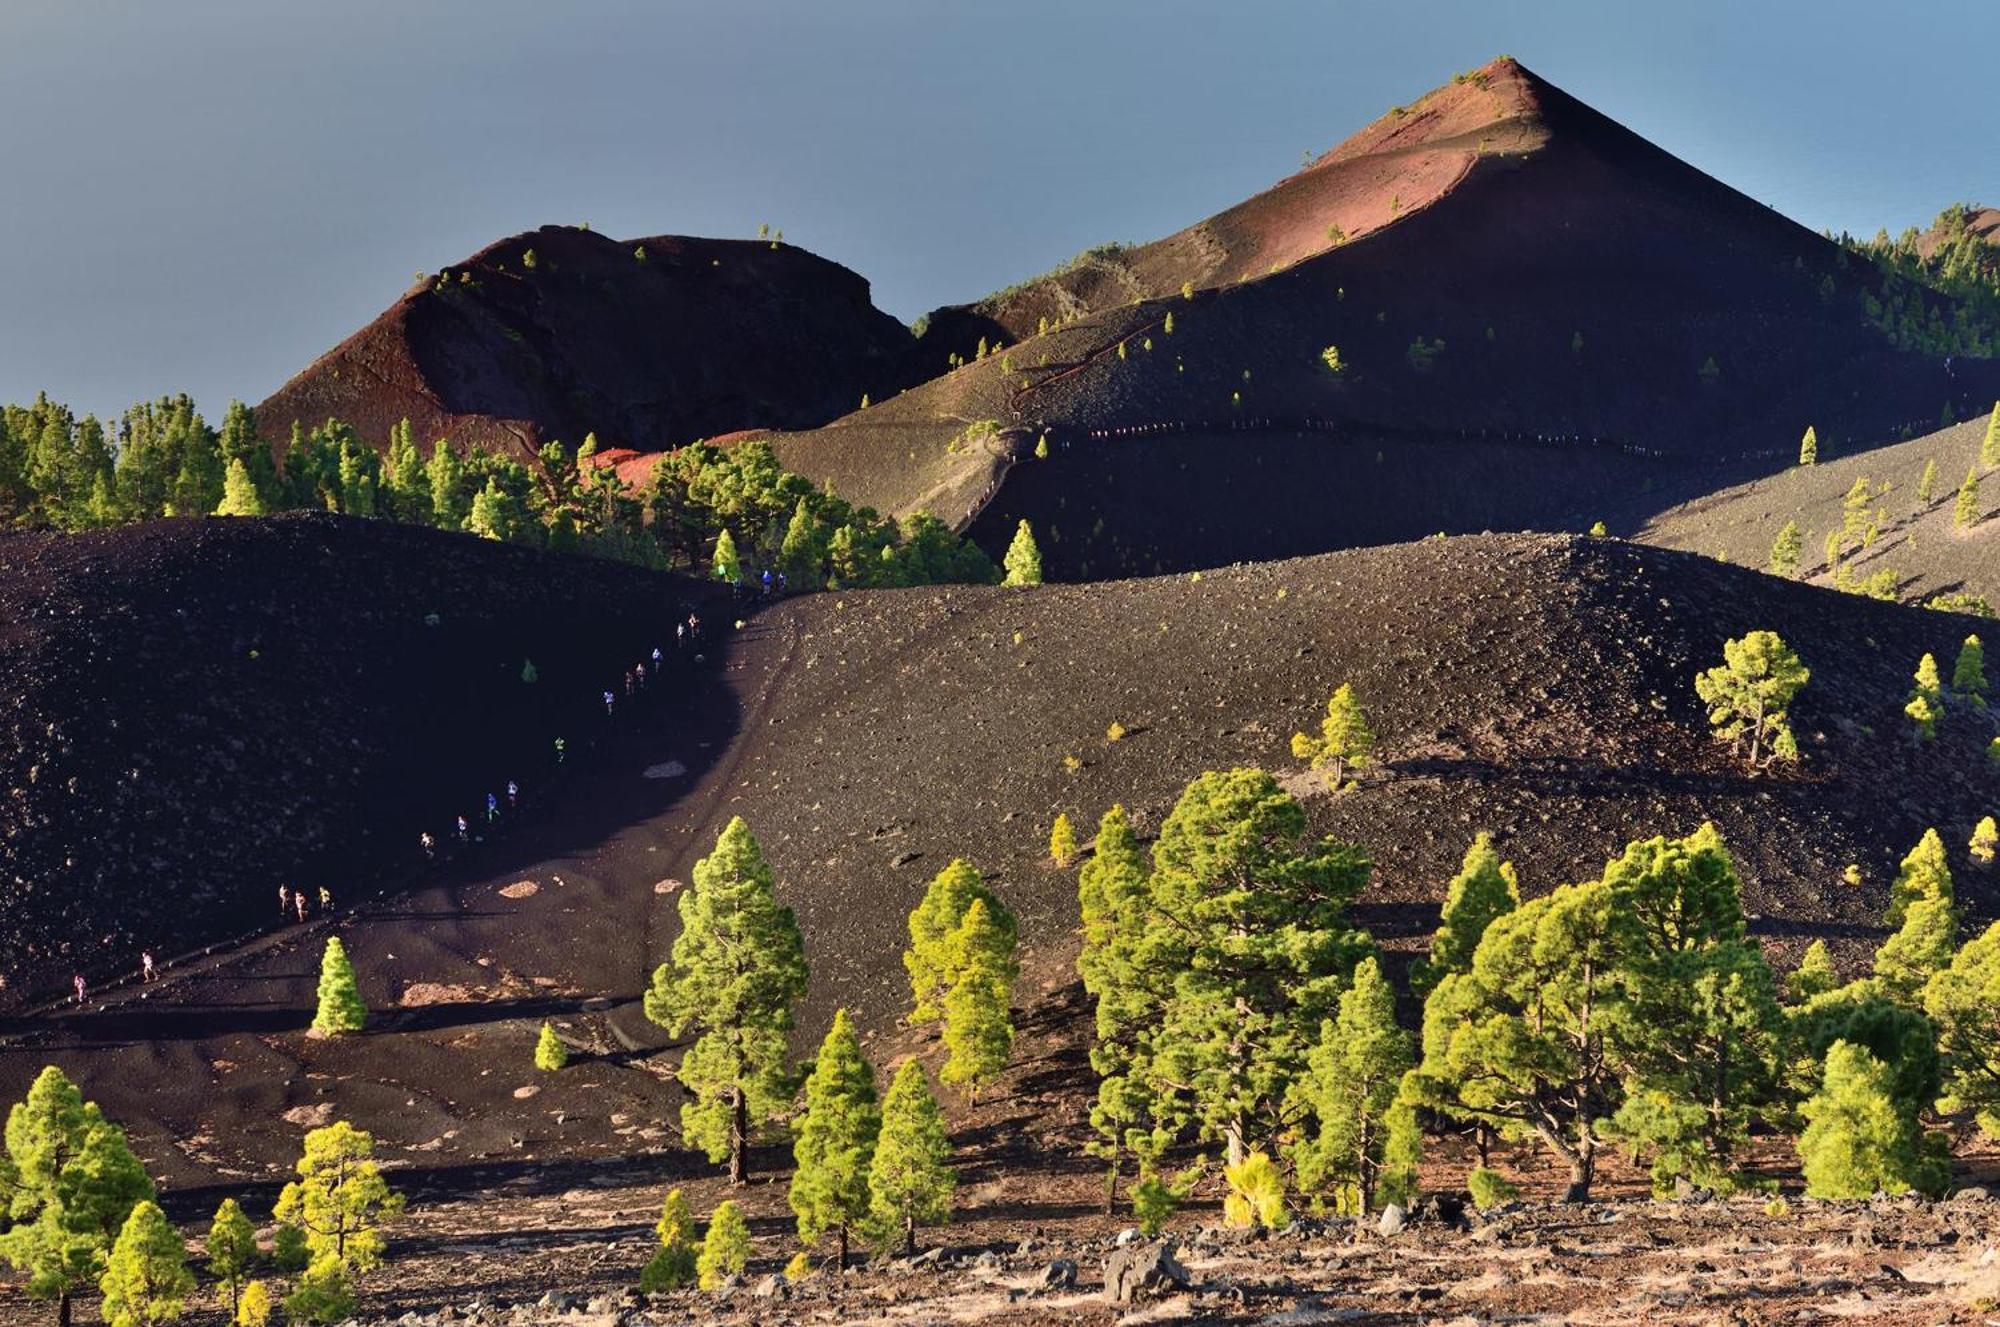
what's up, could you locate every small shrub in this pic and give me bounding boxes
[1466,1168,1519,1210]
[1105,722,1127,743]
[1222,1152,1289,1230]
[1062,754,1082,775]
[1763,1196,1790,1219]
[784,1251,813,1281]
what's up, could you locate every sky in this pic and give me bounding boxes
[2,0,1996,424]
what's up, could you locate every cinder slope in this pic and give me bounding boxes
[1642,416,2000,604]
[256,226,917,459]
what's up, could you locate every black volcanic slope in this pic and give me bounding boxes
[0,513,715,989]
[770,57,2000,577]
[6,533,1994,1186]
[257,225,918,459]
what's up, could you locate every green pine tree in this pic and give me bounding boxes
[867,1062,955,1256]
[1888,828,1953,928]
[311,937,366,1036]
[1798,1040,1946,1198]
[695,1201,749,1291]
[1924,919,2000,1138]
[1140,768,1373,1166]
[1290,682,1376,790]
[1906,653,1945,741]
[1957,466,1982,528]
[1787,940,1839,1004]
[1972,815,1998,865]
[204,1198,258,1317]
[1767,520,1802,578]
[778,499,823,587]
[213,459,267,517]
[1875,890,1958,1005]
[425,441,467,531]
[1288,957,1413,1213]
[533,1023,568,1072]
[272,1122,403,1274]
[940,900,1016,1101]
[1220,1151,1288,1229]
[1048,812,1078,868]
[1002,520,1042,586]
[281,1255,353,1325]
[644,818,808,1183]
[904,859,1015,1026]
[98,1200,193,1327]
[234,1279,271,1327]
[0,1066,157,1327]
[789,1010,880,1269]
[639,1189,698,1292]
[712,528,741,582]
[1412,833,1519,999]
[1694,631,1808,769]
[1075,804,1158,1211]
[1798,425,1817,465]
[1985,401,2000,469]
[1919,457,1939,505]
[1953,634,1987,701]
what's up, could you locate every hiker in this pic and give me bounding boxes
[760,569,773,596]
[456,813,470,842]
[554,736,567,764]
[72,973,86,1004]
[279,883,291,917]
[318,885,332,912]
[507,780,519,808]
[486,792,500,823]
[419,831,436,860]
[140,951,156,983]
[603,689,616,717]
[295,891,307,923]
[651,646,663,668]
[675,623,685,648]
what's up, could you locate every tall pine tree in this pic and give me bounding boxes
[644,818,808,1183]
[1288,957,1412,1213]
[867,1062,955,1256]
[789,1010,880,1269]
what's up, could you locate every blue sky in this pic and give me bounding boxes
[2,0,1995,423]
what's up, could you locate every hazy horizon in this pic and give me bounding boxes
[2,0,1996,425]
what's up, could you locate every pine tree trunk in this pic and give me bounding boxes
[1225,1117,1247,1169]
[903,1212,916,1257]
[730,1087,749,1185]
[1103,1155,1120,1215]
[837,1223,849,1272]
[57,1290,71,1327]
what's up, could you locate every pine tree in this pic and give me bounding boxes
[1289,958,1413,1213]
[98,1201,193,1327]
[213,459,266,517]
[1002,520,1042,586]
[778,499,822,587]
[311,937,366,1036]
[1787,940,1839,1003]
[281,1255,353,1325]
[1875,890,1957,1004]
[695,1201,749,1290]
[712,528,741,582]
[1799,1040,1945,1198]
[0,1065,157,1327]
[1973,816,1998,865]
[644,818,808,1183]
[1906,653,1945,741]
[272,1122,402,1275]
[1406,878,1625,1201]
[1919,456,1940,504]
[465,477,524,541]
[1923,920,2000,1137]
[1798,425,1817,465]
[639,1189,698,1292]
[1141,769,1373,1166]
[205,1198,258,1317]
[904,859,1015,1025]
[1953,634,1987,701]
[1412,833,1519,999]
[1290,682,1376,790]
[1694,631,1808,769]
[1220,1152,1288,1229]
[425,442,467,531]
[1048,812,1078,868]
[1767,520,1802,578]
[1957,466,1982,528]
[940,900,1015,1101]
[789,1010,880,1270]
[1986,401,2000,469]
[867,1062,955,1256]
[533,1023,568,1071]
[1075,804,1158,1210]
[234,1280,271,1327]
[1842,476,1873,543]
[1888,828,1954,928]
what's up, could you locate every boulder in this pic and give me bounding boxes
[1041,1258,1079,1289]
[1378,1203,1408,1237]
[1103,1240,1191,1304]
